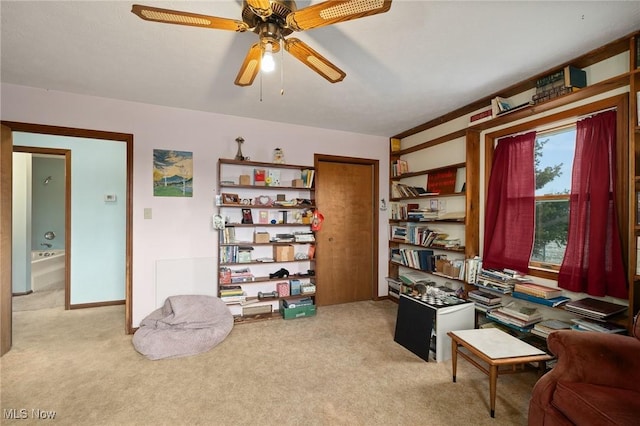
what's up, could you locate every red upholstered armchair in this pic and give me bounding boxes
[528,314,640,425]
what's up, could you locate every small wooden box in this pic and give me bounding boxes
[292,179,304,187]
[239,175,251,185]
[273,245,294,261]
[254,232,270,243]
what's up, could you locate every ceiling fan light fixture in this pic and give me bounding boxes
[261,43,276,73]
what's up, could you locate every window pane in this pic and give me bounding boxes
[532,199,569,264]
[531,126,575,268]
[535,128,575,196]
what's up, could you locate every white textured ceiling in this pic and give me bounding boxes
[2,1,640,137]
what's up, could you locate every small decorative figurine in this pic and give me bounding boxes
[273,147,285,164]
[235,137,246,161]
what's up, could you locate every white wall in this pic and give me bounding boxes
[11,152,31,293]
[1,83,389,326]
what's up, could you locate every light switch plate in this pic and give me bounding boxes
[144,208,152,220]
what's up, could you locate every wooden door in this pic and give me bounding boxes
[1,125,13,356]
[314,155,378,306]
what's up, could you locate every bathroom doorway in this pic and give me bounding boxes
[1,122,133,356]
[12,148,70,312]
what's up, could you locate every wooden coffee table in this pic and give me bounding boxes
[448,328,552,418]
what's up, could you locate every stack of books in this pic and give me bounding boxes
[219,285,246,304]
[565,297,628,320]
[511,282,571,307]
[468,290,502,312]
[475,268,527,294]
[293,232,315,243]
[487,301,543,331]
[229,267,254,283]
[407,208,439,221]
[570,318,627,334]
[532,65,586,105]
[531,319,572,339]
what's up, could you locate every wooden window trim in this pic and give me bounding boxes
[483,93,629,280]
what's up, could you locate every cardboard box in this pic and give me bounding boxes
[239,174,251,185]
[292,179,303,187]
[273,245,294,261]
[254,232,270,243]
[280,304,316,320]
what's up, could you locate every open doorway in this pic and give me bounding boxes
[12,148,70,312]
[1,122,133,356]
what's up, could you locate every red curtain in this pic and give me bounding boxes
[558,110,627,298]
[483,131,536,272]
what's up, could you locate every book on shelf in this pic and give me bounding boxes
[513,282,563,299]
[531,319,572,339]
[535,65,587,89]
[486,310,538,330]
[499,301,543,322]
[564,297,628,319]
[570,318,627,334]
[469,289,502,304]
[300,169,315,188]
[468,108,493,125]
[392,159,409,177]
[426,167,457,194]
[391,138,401,152]
[511,291,571,307]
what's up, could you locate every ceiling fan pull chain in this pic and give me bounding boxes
[259,68,263,102]
[280,37,285,96]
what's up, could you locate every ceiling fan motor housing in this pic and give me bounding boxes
[242,0,296,37]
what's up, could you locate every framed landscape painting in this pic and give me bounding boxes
[153,149,193,197]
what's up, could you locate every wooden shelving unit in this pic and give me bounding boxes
[387,130,479,299]
[389,30,640,330]
[216,158,317,323]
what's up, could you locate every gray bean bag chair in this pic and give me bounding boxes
[132,295,233,360]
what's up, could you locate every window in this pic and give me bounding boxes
[530,126,576,270]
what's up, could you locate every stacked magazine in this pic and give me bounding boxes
[468,290,502,312]
[564,297,627,320]
[487,301,543,331]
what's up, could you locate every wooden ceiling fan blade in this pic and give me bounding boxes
[286,0,392,31]
[246,0,273,19]
[131,4,249,32]
[285,38,346,83]
[235,43,263,87]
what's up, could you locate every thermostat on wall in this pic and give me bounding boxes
[104,194,117,202]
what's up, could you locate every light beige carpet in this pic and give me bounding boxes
[1,300,537,425]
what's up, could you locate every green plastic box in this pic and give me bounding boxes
[280,304,316,320]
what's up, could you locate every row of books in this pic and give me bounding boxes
[533,65,586,105]
[391,248,437,272]
[219,226,236,244]
[391,182,433,199]
[300,169,315,188]
[219,245,254,264]
[394,223,451,247]
[391,159,409,177]
[468,65,587,125]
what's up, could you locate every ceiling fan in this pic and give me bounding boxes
[131,0,392,87]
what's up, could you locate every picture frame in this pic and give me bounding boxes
[221,193,240,204]
[241,208,253,224]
